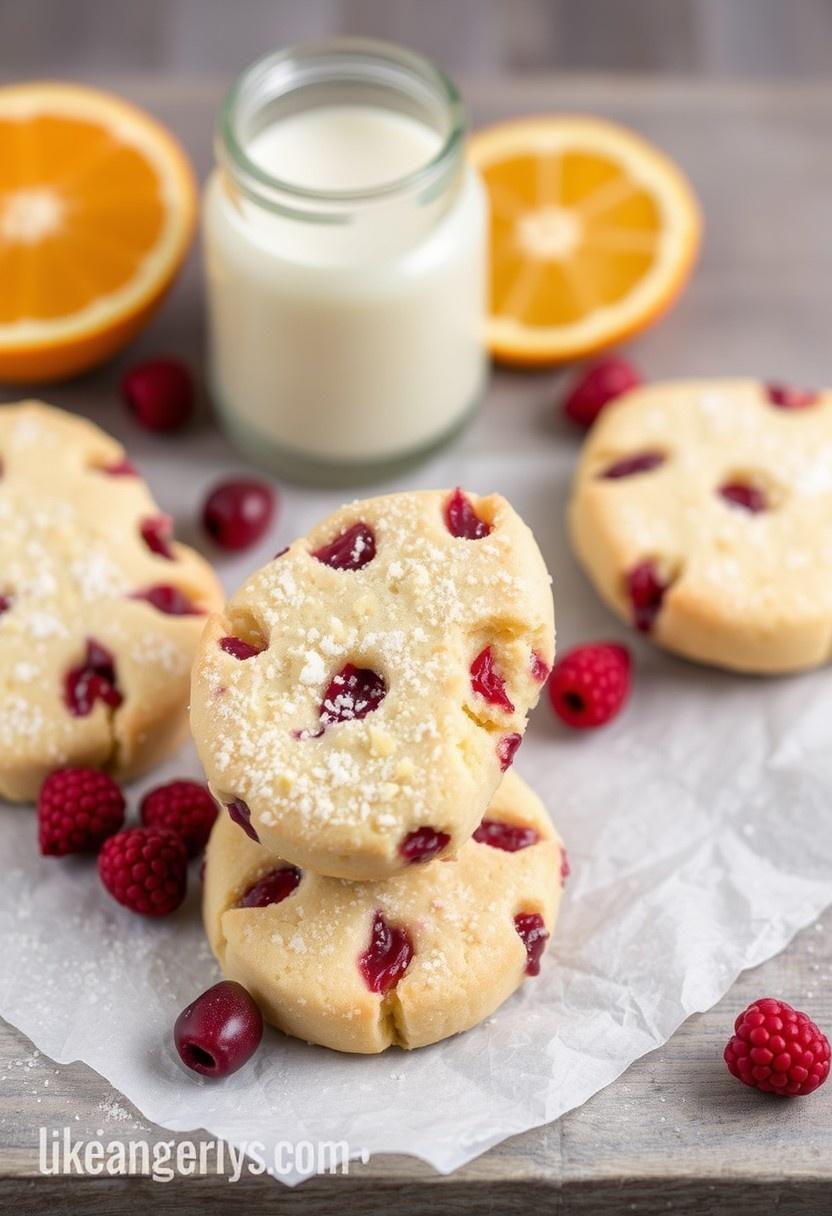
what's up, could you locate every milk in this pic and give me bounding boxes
[204,102,487,478]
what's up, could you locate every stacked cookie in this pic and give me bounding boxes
[192,489,563,1053]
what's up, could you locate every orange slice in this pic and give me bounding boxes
[469,116,701,366]
[0,82,196,383]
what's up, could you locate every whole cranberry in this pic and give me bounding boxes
[122,358,194,432]
[202,479,276,551]
[174,980,263,1078]
[562,357,641,429]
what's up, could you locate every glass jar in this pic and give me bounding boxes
[203,38,488,485]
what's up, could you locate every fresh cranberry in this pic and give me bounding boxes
[311,521,376,570]
[174,980,263,1078]
[473,819,539,852]
[627,560,668,632]
[444,488,491,539]
[320,664,386,725]
[102,458,138,476]
[718,482,767,513]
[140,515,175,560]
[602,451,665,479]
[131,585,202,615]
[765,382,819,410]
[122,358,194,432]
[219,636,265,660]
[530,650,550,682]
[64,639,122,717]
[514,912,549,976]
[562,357,641,429]
[560,848,571,886]
[470,647,514,713]
[238,866,302,908]
[202,479,275,552]
[358,911,413,995]
[226,798,259,843]
[399,827,450,864]
[496,733,522,771]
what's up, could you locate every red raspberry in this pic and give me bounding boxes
[140,779,218,859]
[548,642,631,729]
[38,768,125,856]
[725,998,830,1097]
[562,357,641,429]
[98,827,188,917]
[122,358,194,432]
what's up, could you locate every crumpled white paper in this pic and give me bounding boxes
[1,388,831,1186]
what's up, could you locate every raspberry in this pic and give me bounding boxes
[98,827,188,917]
[140,779,218,859]
[38,768,125,856]
[548,642,631,729]
[122,358,194,432]
[562,357,641,429]
[725,998,830,1097]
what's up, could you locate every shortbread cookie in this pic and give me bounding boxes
[569,379,832,673]
[191,489,554,879]
[203,770,566,1054]
[0,401,223,801]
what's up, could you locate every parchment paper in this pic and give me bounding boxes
[1,379,830,1185]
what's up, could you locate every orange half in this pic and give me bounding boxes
[0,82,196,383]
[469,116,702,366]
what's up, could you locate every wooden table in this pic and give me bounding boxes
[1,75,831,1214]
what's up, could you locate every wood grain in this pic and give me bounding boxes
[0,76,831,1214]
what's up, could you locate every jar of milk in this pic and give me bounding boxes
[204,38,488,484]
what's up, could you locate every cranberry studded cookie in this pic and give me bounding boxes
[0,401,223,801]
[569,379,832,673]
[203,769,565,1053]
[191,489,554,879]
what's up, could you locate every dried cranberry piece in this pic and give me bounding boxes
[238,866,302,908]
[530,650,550,683]
[602,451,665,479]
[626,560,668,633]
[560,848,571,886]
[64,639,123,717]
[496,733,522,771]
[140,515,175,560]
[219,636,264,660]
[718,483,767,513]
[765,382,819,410]
[471,647,514,713]
[132,585,202,615]
[514,912,549,976]
[320,664,386,725]
[473,819,540,852]
[399,827,450,865]
[311,522,376,570]
[358,910,413,995]
[444,488,491,539]
[226,799,259,843]
[103,458,138,476]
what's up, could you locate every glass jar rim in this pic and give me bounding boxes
[217,37,467,211]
